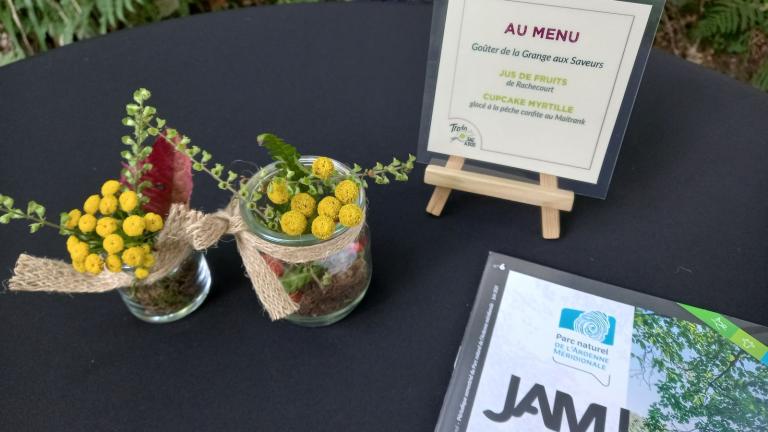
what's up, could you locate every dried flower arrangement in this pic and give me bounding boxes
[3,89,209,322]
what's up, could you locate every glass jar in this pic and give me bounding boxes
[117,251,211,323]
[241,156,373,327]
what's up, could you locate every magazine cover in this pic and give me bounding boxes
[435,252,768,432]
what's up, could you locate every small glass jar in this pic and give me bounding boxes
[241,157,372,327]
[117,251,211,323]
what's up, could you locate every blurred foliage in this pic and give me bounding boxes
[1,0,767,91]
[656,0,768,90]
[0,0,315,66]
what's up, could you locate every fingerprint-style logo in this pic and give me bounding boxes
[573,311,611,343]
[559,308,616,345]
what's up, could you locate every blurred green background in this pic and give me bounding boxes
[1,0,767,91]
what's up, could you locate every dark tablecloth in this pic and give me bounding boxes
[1,3,766,431]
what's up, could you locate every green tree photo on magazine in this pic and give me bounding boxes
[631,309,768,432]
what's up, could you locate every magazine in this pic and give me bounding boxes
[435,252,768,432]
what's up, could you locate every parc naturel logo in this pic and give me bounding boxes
[554,309,617,386]
[559,309,616,346]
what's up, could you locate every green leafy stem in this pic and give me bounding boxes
[120,88,168,205]
[0,194,65,234]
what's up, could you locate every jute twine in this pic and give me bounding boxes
[8,200,365,321]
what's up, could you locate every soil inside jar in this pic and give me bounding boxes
[125,257,200,315]
[294,255,369,317]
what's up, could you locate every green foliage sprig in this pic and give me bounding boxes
[280,262,332,293]
[0,194,62,233]
[120,88,168,205]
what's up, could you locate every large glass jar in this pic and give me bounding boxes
[241,157,372,327]
[117,251,211,323]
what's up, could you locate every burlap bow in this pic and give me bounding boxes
[8,200,365,321]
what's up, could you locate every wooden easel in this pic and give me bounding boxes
[425,156,575,239]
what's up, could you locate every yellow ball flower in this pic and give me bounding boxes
[134,267,150,280]
[122,215,146,237]
[121,246,145,267]
[338,204,363,227]
[64,209,81,230]
[290,193,316,217]
[84,254,104,275]
[103,234,125,255]
[70,242,89,262]
[311,215,336,240]
[72,259,86,273]
[144,212,164,233]
[78,214,97,233]
[105,255,123,273]
[101,180,121,197]
[267,179,290,204]
[334,180,359,204]
[66,235,80,254]
[95,217,118,238]
[98,195,118,215]
[280,210,307,236]
[119,191,139,212]
[311,157,335,180]
[83,195,101,215]
[141,243,152,255]
[317,196,342,219]
[143,253,156,268]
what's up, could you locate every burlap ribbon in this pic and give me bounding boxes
[8,200,365,321]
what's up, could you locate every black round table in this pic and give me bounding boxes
[1,3,767,431]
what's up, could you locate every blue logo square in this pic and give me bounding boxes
[559,308,616,346]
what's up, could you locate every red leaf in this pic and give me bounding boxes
[140,133,193,217]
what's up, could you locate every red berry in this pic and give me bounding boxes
[261,254,284,277]
[290,291,303,303]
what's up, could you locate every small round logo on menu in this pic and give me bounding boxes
[449,118,480,148]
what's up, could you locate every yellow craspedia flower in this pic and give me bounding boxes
[84,254,104,275]
[144,212,164,233]
[311,215,336,240]
[290,193,316,217]
[122,215,145,237]
[101,180,121,197]
[78,213,97,233]
[83,195,101,215]
[64,209,81,230]
[119,190,139,212]
[317,196,342,219]
[334,179,359,204]
[143,253,156,268]
[70,242,89,262]
[311,157,335,180]
[338,204,363,227]
[267,179,290,204]
[134,267,150,280]
[121,246,145,267]
[98,194,118,215]
[105,254,123,273]
[103,234,125,255]
[72,259,86,273]
[66,235,80,254]
[141,243,152,255]
[95,217,118,238]
[280,210,307,236]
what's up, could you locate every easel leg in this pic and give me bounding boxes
[539,174,561,239]
[426,156,465,216]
